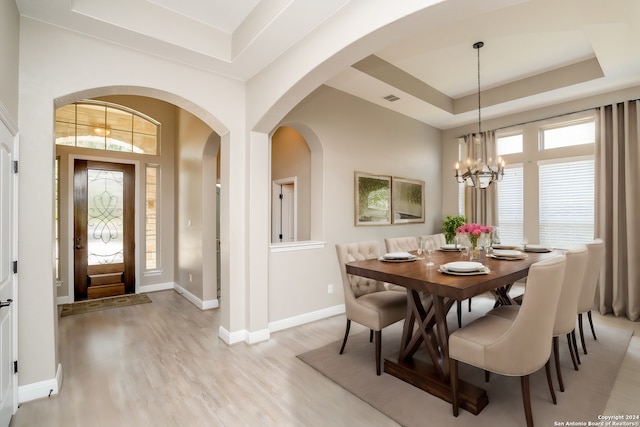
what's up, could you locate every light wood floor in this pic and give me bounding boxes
[10,290,640,427]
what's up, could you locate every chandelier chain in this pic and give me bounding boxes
[476,41,482,136]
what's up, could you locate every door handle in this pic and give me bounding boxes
[0,299,12,308]
[75,245,83,250]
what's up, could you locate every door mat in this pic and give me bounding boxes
[60,293,152,317]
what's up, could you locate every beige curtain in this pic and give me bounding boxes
[462,131,498,226]
[595,100,640,321]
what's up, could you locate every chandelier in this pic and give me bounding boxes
[455,41,505,189]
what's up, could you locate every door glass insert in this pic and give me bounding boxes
[87,168,125,265]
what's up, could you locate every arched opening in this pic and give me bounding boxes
[270,123,324,245]
[53,90,224,311]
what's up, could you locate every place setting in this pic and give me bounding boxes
[488,248,527,260]
[519,238,552,253]
[379,251,421,262]
[438,261,490,275]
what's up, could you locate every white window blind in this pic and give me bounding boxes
[497,165,523,245]
[538,157,594,247]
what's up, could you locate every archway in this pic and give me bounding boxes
[53,88,227,312]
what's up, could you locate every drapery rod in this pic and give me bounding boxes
[457,98,640,138]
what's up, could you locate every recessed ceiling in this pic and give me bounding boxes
[15,0,640,129]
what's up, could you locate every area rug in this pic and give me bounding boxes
[298,296,633,427]
[60,293,152,317]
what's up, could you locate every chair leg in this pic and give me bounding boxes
[485,370,490,382]
[567,333,579,371]
[339,319,351,354]
[468,297,472,312]
[553,336,565,392]
[571,330,581,365]
[588,311,597,340]
[374,330,382,376]
[578,313,588,355]
[369,329,373,343]
[545,359,557,405]
[450,359,459,417]
[521,375,534,427]
[457,300,462,328]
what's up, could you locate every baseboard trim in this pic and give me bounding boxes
[217,326,270,345]
[217,304,344,346]
[18,363,62,403]
[268,304,345,332]
[139,282,174,293]
[173,283,219,310]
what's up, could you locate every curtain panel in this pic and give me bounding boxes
[595,100,640,321]
[461,131,498,226]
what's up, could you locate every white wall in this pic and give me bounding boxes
[268,86,441,323]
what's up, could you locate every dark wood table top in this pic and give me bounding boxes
[346,249,559,300]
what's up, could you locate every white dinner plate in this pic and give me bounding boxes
[488,254,526,261]
[523,245,551,253]
[492,249,523,257]
[379,256,418,263]
[492,244,519,250]
[440,243,462,252]
[438,266,490,275]
[442,261,484,272]
[439,244,461,251]
[382,252,414,260]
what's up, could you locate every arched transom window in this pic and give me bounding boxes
[55,100,159,155]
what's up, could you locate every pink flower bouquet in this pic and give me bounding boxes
[456,223,493,249]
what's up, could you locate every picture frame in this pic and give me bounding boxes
[391,176,425,224]
[354,172,391,226]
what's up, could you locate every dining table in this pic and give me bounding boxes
[345,247,558,415]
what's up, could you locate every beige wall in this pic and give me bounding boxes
[268,86,442,323]
[0,0,19,123]
[176,109,218,301]
[55,95,178,300]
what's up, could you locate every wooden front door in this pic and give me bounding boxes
[74,160,135,300]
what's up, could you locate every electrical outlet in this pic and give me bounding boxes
[328,284,334,294]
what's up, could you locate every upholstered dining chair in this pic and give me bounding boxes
[419,233,446,248]
[383,236,419,293]
[384,236,418,253]
[576,239,605,355]
[420,232,469,328]
[449,255,567,427]
[488,246,588,393]
[335,241,407,375]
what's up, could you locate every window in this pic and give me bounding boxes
[145,165,159,270]
[55,101,159,155]
[538,158,594,247]
[541,120,595,150]
[496,133,523,156]
[494,111,596,246]
[496,164,523,245]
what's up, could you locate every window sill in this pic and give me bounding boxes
[269,241,326,253]
[144,270,164,277]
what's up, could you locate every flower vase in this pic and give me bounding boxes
[470,245,480,261]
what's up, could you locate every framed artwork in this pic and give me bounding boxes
[354,172,391,226]
[391,176,425,224]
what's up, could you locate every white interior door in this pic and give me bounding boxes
[0,121,16,426]
[271,179,296,243]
